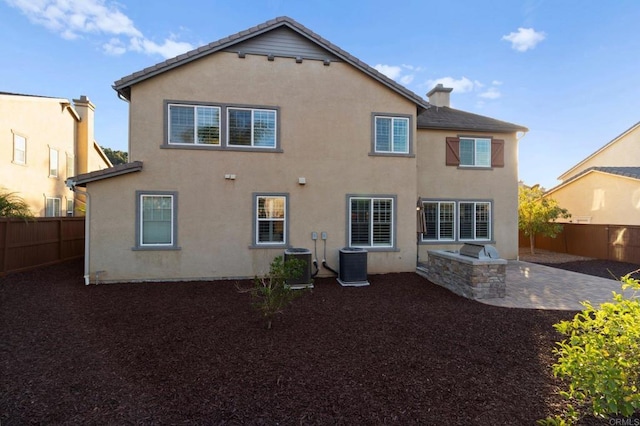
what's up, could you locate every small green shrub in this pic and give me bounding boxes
[241,255,308,329]
[548,271,640,423]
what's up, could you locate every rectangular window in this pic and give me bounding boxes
[459,202,491,241]
[228,108,276,148]
[255,195,287,245]
[421,200,491,242]
[374,116,409,154]
[49,148,59,177]
[66,153,74,178]
[168,104,220,145]
[422,202,455,241]
[349,197,394,248]
[13,134,26,165]
[45,197,61,217]
[459,138,491,167]
[66,199,74,216]
[135,192,178,249]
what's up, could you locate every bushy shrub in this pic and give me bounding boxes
[544,271,640,424]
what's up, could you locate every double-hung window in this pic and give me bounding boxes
[349,196,394,248]
[45,197,61,217]
[254,194,287,245]
[168,104,220,145]
[423,202,455,241]
[421,200,491,242]
[13,134,26,165]
[374,116,410,154]
[135,191,178,249]
[228,108,277,148]
[459,138,491,167]
[49,148,59,177]
[66,153,74,178]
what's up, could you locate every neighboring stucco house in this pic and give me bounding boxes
[545,121,640,225]
[1,92,112,216]
[67,17,526,283]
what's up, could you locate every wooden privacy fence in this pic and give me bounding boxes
[0,217,85,276]
[519,223,640,265]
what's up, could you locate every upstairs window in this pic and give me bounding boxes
[374,116,410,154]
[445,137,504,168]
[13,133,26,165]
[228,108,277,148]
[168,104,220,145]
[66,153,74,178]
[49,148,59,177]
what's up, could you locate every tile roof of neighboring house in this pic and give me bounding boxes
[417,105,528,133]
[67,161,143,187]
[545,166,640,195]
[113,16,430,109]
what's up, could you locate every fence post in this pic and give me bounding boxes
[1,220,8,275]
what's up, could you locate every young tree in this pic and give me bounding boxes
[101,147,128,165]
[0,188,33,219]
[518,184,570,254]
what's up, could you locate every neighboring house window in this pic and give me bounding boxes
[135,191,179,249]
[228,108,276,148]
[422,201,455,241]
[49,147,59,177]
[445,137,504,168]
[66,199,74,216]
[254,194,287,245]
[45,197,61,217]
[168,104,220,145]
[66,153,74,178]
[421,200,492,242]
[374,116,409,154]
[459,201,491,240]
[13,133,26,165]
[349,196,394,248]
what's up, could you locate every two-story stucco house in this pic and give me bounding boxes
[1,92,112,216]
[67,17,526,284]
[545,121,640,225]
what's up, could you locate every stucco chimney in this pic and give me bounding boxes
[72,95,95,175]
[427,84,453,107]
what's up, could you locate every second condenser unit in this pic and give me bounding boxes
[284,248,313,289]
[337,247,369,287]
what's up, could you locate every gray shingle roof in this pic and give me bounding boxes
[417,105,528,133]
[67,161,143,187]
[113,16,429,109]
[584,166,640,180]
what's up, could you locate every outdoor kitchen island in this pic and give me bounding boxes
[417,244,507,300]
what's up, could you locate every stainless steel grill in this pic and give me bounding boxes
[459,243,500,260]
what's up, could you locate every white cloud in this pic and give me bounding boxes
[399,75,414,85]
[502,27,546,52]
[4,0,193,58]
[492,80,503,86]
[426,76,477,93]
[374,63,425,88]
[374,64,403,80]
[479,87,501,99]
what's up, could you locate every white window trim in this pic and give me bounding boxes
[253,194,288,246]
[49,147,59,178]
[13,133,26,165]
[421,201,456,242]
[227,107,277,149]
[348,196,395,249]
[459,137,491,167]
[167,103,221,146]
[134,191,180,251]
[374,116,410,154]
[45,197,61,217]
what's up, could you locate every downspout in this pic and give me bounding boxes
[67,179,91,285]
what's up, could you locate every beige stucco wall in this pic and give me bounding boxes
[559,124,640,181]
[548,172,640,225]
[0,94,76,216]
[416,129,520,260]
[87,52,421,282]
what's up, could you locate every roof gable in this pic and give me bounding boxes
[546,166,640,195]
[113,16,428,109]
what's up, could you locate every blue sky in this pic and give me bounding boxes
[2,0,639,190]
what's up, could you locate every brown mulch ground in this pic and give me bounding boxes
[0,259,637,425]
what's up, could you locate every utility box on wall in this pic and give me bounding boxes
[337,247,369,287]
